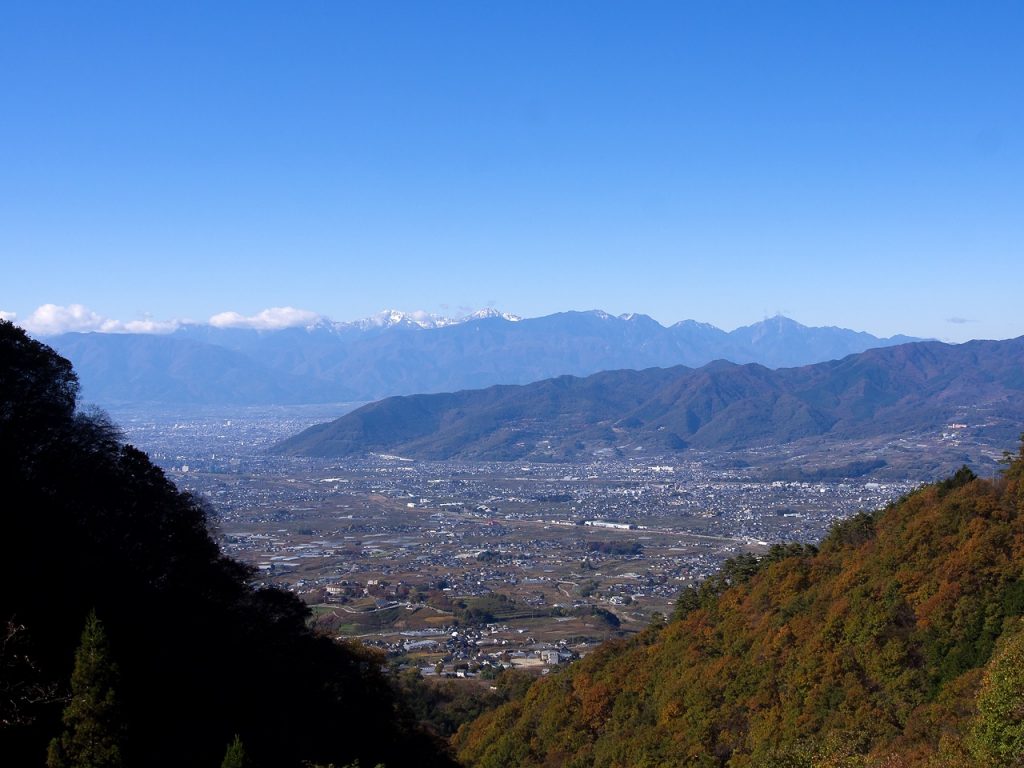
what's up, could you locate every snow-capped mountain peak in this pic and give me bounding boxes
[465,308,522,322]
[350,308,521,330]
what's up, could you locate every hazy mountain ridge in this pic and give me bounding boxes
[274,336,1024,461]
[46,311,921,406]
[46,331,357,404]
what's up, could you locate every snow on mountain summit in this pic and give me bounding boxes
[350,308,521,330]
[465,308,522,322]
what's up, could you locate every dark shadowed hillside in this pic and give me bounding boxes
[275,336,1024,461]
[276,366,687,461]
[0,321,455,768]
[453,447,1024,767]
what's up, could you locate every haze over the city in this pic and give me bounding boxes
[2,3,1022,343]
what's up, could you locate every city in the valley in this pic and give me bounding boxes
[109,403,993,678]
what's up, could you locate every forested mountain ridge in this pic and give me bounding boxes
[453,450,1024,767]
[275,336,1024,461]
[46,312,919,406]
[0,320,456,767]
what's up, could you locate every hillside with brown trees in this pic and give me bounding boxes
[454,444,1024,767]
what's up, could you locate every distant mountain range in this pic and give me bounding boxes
[273,336,1024,461]
[45,310,920,406]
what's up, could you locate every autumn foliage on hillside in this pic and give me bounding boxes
[454,443,1024,767]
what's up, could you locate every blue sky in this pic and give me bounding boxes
[1,2,1021,342]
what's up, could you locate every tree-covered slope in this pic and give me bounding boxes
[276,336,1024,461]
[0,320,455,768]
[454,450,1024,767]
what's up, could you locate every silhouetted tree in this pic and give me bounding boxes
[0,619,60,729]
[220,734,250,768]
[46,611,123,768]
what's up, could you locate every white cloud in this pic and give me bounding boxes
[0,310,16,322]
[208,306,321,330]
[22,304,111,335]
[19,304,180,336]
[14,303,322,335]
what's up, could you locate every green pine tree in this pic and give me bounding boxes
[46,610,124,768]
[220,734,249,768]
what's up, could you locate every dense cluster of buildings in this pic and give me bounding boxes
[109,406,919,658]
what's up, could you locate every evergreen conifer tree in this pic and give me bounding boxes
[46,611,123,768]
[220,734,249,768]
